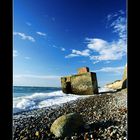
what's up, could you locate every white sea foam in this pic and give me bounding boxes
[13,91,86,113]
[13,87,112,113]
[99,87,116,92]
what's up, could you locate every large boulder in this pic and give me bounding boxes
[50,113,84,138]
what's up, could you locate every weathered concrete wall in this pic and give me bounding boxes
[61,70,98,95]
[70,72,98,95]
[77,67,89,74]
[61,76,71,93]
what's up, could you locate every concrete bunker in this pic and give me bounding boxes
[61,67,98,95]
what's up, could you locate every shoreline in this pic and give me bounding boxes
[13,89,127,140]
[13,88,117,115]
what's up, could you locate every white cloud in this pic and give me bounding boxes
[52,45,66,52]
[87,38,126,61]
[25,57,31,60]
[52,45,58,48]
[13,50,18,57]
[107,10,124,21]
[61,47,66,51]
[119,10,125,15]
[65,49,90,58]
[107,13,118,21]
[65,10,127,63]
[26,22,31,26]
[88,11,127,62]
[94,66,125,74]
[14,32,35,42]
[86,38,108,51]
[36,32,46,36]
[72,49,90,56]
[111,16,126,39]
[107,14,113,21]
[65,54,79,58]
[93,61,99,64]
[107,10,126,40]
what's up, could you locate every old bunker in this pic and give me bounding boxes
[61,67,98,95]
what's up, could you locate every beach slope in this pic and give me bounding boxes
[13,89,127,140]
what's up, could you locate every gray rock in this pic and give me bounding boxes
[50,113,84,138]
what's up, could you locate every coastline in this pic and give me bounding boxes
[13,89,127,140]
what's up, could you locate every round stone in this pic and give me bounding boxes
[50,113,84,138]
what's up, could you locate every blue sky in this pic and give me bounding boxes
[13,0,127,87]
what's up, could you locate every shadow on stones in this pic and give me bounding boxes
[99,91,116,94]
[78,119,120,133]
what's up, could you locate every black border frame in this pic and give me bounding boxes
[0,0,12,139]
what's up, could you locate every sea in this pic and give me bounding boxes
[13,86,113,114]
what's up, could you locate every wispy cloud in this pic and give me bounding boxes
[107,10,125,21]
[52,45,66,52]
[65,54,79,58]
[107,10,126,41]
[87,38,126,61]
[61,47,66,51]
[88,11,127,62]
[111,17,126,39]
[93,61,99,64]
[94,66,125,74]
[65,49,90,58]
[26,22,31,26]
[72,49,90,56]
[14,32,35,42]
[52,45,58,48]
[65,10,127,63]
[36,31,46,36]
[107,13,118,21]
[13,50,18,57]
[25,57,31,60]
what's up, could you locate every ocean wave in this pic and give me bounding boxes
[13,87,113,113]
[13,91,86,113]
[99,87,116,92]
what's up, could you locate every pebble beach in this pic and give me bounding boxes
[13,89,127,140]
